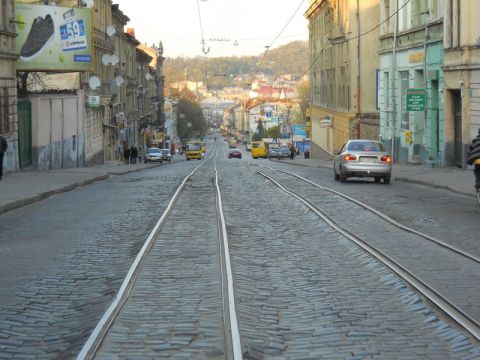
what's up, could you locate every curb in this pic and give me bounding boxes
[392,177,475,198]
[0,175,109,215]
[0,165,161,215]
[270,159,476,198]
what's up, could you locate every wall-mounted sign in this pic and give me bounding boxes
[15,3,93,71]
[406,88,425,111]
[320,116,333,127]
[404,130,413,145]
[409,52,424,63]
[87,95,100,108]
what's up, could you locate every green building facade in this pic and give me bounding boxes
[378,2,444,167]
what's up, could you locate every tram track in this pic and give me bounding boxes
[77,155,243,359]
[257,167,480,342]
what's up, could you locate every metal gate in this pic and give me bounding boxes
[17,99,32,168]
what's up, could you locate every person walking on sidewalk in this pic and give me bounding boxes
[123,147,130,165]
[290,144,296,160]
[0,135,7,180]
[130,145,138,164]
[467,128,480,189]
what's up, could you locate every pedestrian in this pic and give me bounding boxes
[290,144,295,160]
[467,128,480,189]
[130,145,138,164]
[0,134,8,180]
[123,147,130,164]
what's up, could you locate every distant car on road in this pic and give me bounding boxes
[268,146,290,159]
[228,148,242,159]
[144,148,163,163]
[159,149,172,162]
[333,139,392,184]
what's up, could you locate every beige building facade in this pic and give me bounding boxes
[0,0,18,173]
[306,0,380,158]
[442,0,480,168]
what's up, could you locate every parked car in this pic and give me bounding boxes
[268,146,290,159]
[228,148,242,159]
[160,148,172,162]
[277,146,291,159]
[333,140,392,184]
[144,148,163,163]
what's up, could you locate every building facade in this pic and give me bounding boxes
[378,0,444,166]
[0,0,19,173]
[306,0,380,159]
[442,0,480,168]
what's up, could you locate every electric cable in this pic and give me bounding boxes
[296,0,412,81]
[257,0,306,70]
[196,0,210,88]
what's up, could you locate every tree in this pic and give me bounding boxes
[176,99,208,139]
[253,119,266,141]
[296,79,310,122]
[267,125,279,138]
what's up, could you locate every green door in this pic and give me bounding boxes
[17,99,32,168]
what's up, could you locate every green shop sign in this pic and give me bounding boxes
[406,88,425,112]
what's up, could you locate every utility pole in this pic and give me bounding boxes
[391,0,399,163]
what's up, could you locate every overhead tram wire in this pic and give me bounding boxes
[196,0,210,88]
[257,0,306,71]
[295,0,412,81]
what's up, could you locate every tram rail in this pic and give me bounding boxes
[257,169,480,342]
[77,155,242,359]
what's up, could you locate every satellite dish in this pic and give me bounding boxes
[115,76,124,86]
[82,0,93,7]
[101,54,110,66]
[88,76,101,90]
[106,26,116,37]
[110,55,119,66]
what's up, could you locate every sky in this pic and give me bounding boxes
[113,0,309,58]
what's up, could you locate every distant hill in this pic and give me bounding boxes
[164,40,308,90]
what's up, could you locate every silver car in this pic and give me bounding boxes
[160,149,172,162]
[333,140,392,184]
[144,148,163,163]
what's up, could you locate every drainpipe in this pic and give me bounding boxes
[391,0,399,162]
[356,0,361,139]
[423,24,428,157]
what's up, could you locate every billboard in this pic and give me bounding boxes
[15,4,93,71]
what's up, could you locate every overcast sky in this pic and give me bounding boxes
[113,0,309,58]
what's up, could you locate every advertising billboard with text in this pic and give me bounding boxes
[15,4,93,71]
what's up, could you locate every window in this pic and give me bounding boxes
[0,88,10,133]
[413,0,428,26]
[399,71,410,129]
[398,0,412,32]
[0,0,8,30]
[384,71,390,127]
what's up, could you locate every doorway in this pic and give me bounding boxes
[452,90,462,167]
[17,99,32,168]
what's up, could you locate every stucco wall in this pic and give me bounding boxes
[85,107,105,166]
[30,93,85,170]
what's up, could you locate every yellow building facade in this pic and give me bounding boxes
[443,0,480,168]
[305,0,380,158]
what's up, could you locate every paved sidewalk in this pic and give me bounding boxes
[277,156,476,198]
[0,161,162,214]
[0,155,476,215]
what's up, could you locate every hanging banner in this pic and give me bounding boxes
[15,3,93,71]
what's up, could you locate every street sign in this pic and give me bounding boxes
[406,88,425,111]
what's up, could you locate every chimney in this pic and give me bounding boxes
[127,28,135,37]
